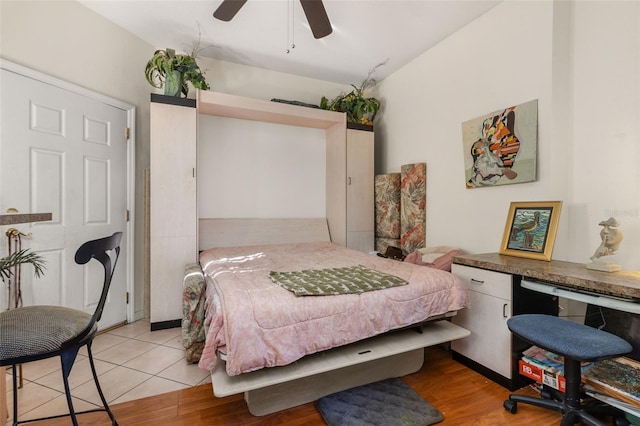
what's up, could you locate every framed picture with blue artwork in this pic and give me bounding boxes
[500,201,562,261]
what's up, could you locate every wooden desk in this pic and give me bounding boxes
[453,253,640,301]
[452,253,640,392]
[453,253,640,418]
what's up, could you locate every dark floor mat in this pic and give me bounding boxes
[316,377,444,426]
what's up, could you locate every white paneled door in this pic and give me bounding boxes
[0,68,129,328]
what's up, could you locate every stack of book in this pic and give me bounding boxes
[518,345,577,392]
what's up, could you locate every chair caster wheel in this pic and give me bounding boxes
[503,400,517,414]
[540,388,553,400]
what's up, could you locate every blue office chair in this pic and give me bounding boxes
[0,232,122,426]
[504,314,633,426]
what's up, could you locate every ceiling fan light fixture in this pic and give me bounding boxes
[213,0,248,21]
[213,0,332,39]
[299,0,333,39]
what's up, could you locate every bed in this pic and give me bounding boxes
[194,218,470,415]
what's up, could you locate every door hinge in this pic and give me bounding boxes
[125,127,130,140]
[125,210,130,222]
[126,292,130,304]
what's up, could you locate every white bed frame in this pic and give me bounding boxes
[198,218,470,416]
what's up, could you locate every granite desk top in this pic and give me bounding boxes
[0,213,52,226]
[453,253,640,301]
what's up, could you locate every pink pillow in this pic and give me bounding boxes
[404,249,461,272]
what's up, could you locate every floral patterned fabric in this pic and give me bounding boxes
[374,173,401,239]
[374,173,401,252]
[401,163,426,255]
[182,263,206,363]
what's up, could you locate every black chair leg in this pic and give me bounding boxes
[11,364,18,426]
[506,394,564,413]
[60,349,80,426]
[87,344,118,425]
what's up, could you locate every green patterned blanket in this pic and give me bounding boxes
[269,264,408,296]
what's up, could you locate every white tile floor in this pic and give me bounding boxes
[3,319,211,424]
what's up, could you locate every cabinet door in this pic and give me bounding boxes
[346,129,374,252]
[150,100,197,325]
[451,289,512,378]
[451,264,513,378]
[150,102,197,239]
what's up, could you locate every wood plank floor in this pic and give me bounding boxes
[34,346,588,425]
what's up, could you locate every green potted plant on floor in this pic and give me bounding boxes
[145,48,211,98]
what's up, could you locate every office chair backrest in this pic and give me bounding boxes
[71,232,123,346]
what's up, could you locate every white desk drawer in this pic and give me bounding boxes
[452,263,511,299]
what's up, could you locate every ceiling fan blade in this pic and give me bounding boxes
[213,0,248,21]
[299,0,333,39]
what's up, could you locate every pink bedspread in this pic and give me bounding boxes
[198,241,469,376]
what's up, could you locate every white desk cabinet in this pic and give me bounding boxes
[451,259,559,390]
[451,264,513,380]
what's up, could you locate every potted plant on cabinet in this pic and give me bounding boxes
[319,60,386,126]
[145,48,211,98]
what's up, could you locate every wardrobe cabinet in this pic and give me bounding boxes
[149,95,197,329]
[346,128,374,252]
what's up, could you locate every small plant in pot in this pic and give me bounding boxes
[145,48,211,98]
[319,60,386,126]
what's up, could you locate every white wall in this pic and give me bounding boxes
[568,1,640,267]
[377,0,640,270]
[198,58,349,105]
[377,0,557,256]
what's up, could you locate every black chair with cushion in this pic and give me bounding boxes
[0,232,122,426]
[504,314,633,426]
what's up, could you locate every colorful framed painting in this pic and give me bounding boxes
[462,99,538,188]
[500,201,562,261]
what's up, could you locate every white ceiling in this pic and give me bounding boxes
[80,0,501,85]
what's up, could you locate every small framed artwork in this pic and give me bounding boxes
[500,201,562,261]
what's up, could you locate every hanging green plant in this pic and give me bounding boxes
[319,60,386,126]
[145,48,211,98]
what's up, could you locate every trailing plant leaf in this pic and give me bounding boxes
[0,249,46,283]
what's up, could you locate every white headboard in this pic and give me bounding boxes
[198,218,331,251]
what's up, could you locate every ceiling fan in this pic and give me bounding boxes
[213,0,333,39]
